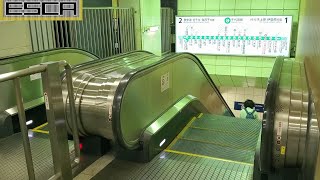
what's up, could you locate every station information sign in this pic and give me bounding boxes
[176,16,292,57]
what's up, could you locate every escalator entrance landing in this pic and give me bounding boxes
[93,113,261,180]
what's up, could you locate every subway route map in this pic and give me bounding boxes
[176,16,292,57]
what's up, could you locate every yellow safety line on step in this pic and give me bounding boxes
[164,149,253,166]
[166,117,197,150]
[179,137,255,151]
[197,113,203,118]
[188,126,257,136]
[33,122,48,130]
[32,129,49,134]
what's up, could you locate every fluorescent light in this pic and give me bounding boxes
[145,26,159,33]
[159,139,166,147]
[149,26,159,32]
[26,120,33,125]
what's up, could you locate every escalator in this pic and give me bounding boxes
[1,49,317,179]
[93,113,261,180]
[75,52,311,180]
[58,50,263,179]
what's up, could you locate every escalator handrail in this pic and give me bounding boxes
[260,56,284,172]
[69,50,153,72]
[0,47,99,64]
[112,53,235,150]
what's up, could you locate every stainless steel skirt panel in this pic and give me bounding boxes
[272,60,309,169]
[63,51,160,139]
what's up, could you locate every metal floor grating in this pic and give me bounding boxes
[92,151,253,180]
[169,139,255,164]
[182,128,259,150]
[168,114,261,164]
[192,114,261,135]
[93,114,259,180]
[0,131,74,180]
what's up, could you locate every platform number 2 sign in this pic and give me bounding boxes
[161,72,170,92]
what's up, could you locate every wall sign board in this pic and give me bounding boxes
[176,16,292,57]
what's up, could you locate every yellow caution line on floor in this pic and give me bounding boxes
[32,122,49,134]
[197,113,203,118]
[166,117,197,150]
[164,149,253,166]
[32,129,49,134]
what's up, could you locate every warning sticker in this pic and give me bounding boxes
[161,72,170,92]
[281,146,286,155]
[44,92,49,110]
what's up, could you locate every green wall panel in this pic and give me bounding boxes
[216,56,231,66]
[235,10,251,15]
[246,67,262,77]
[192,0,206,10]
[247,57,263,67]
[267,10,284,15]
[263,58,276,67]
[216,66,231,75]
[267,0,284,9]
[192,11,206,15]
[251,0,268,9]
[206,0,220,10]
[205,11,220,15]
[220,10,235,15]
[251,10,267,15]
[284,0,300,9]
[231,66,246,76]
[178,0,192,10]
[220,0,236,9]
[235,0,251,10]
[231,57,247,67]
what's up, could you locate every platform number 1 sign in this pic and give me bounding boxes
[161,72,170,92]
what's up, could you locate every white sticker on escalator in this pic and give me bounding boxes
[44,92,50,110]
[108,107,112,122]
[29,65,42,81]
[277,121,282,136]
[161,72,170,92]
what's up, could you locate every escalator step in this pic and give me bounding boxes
[182,128,259,151]
[199,114,260,124]
[169,139,255,164]
[193,115,261,135]
[93,151,253,180]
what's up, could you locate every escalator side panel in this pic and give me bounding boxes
[116,54,234,149]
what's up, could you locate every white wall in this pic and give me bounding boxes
[0,21,32,57]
